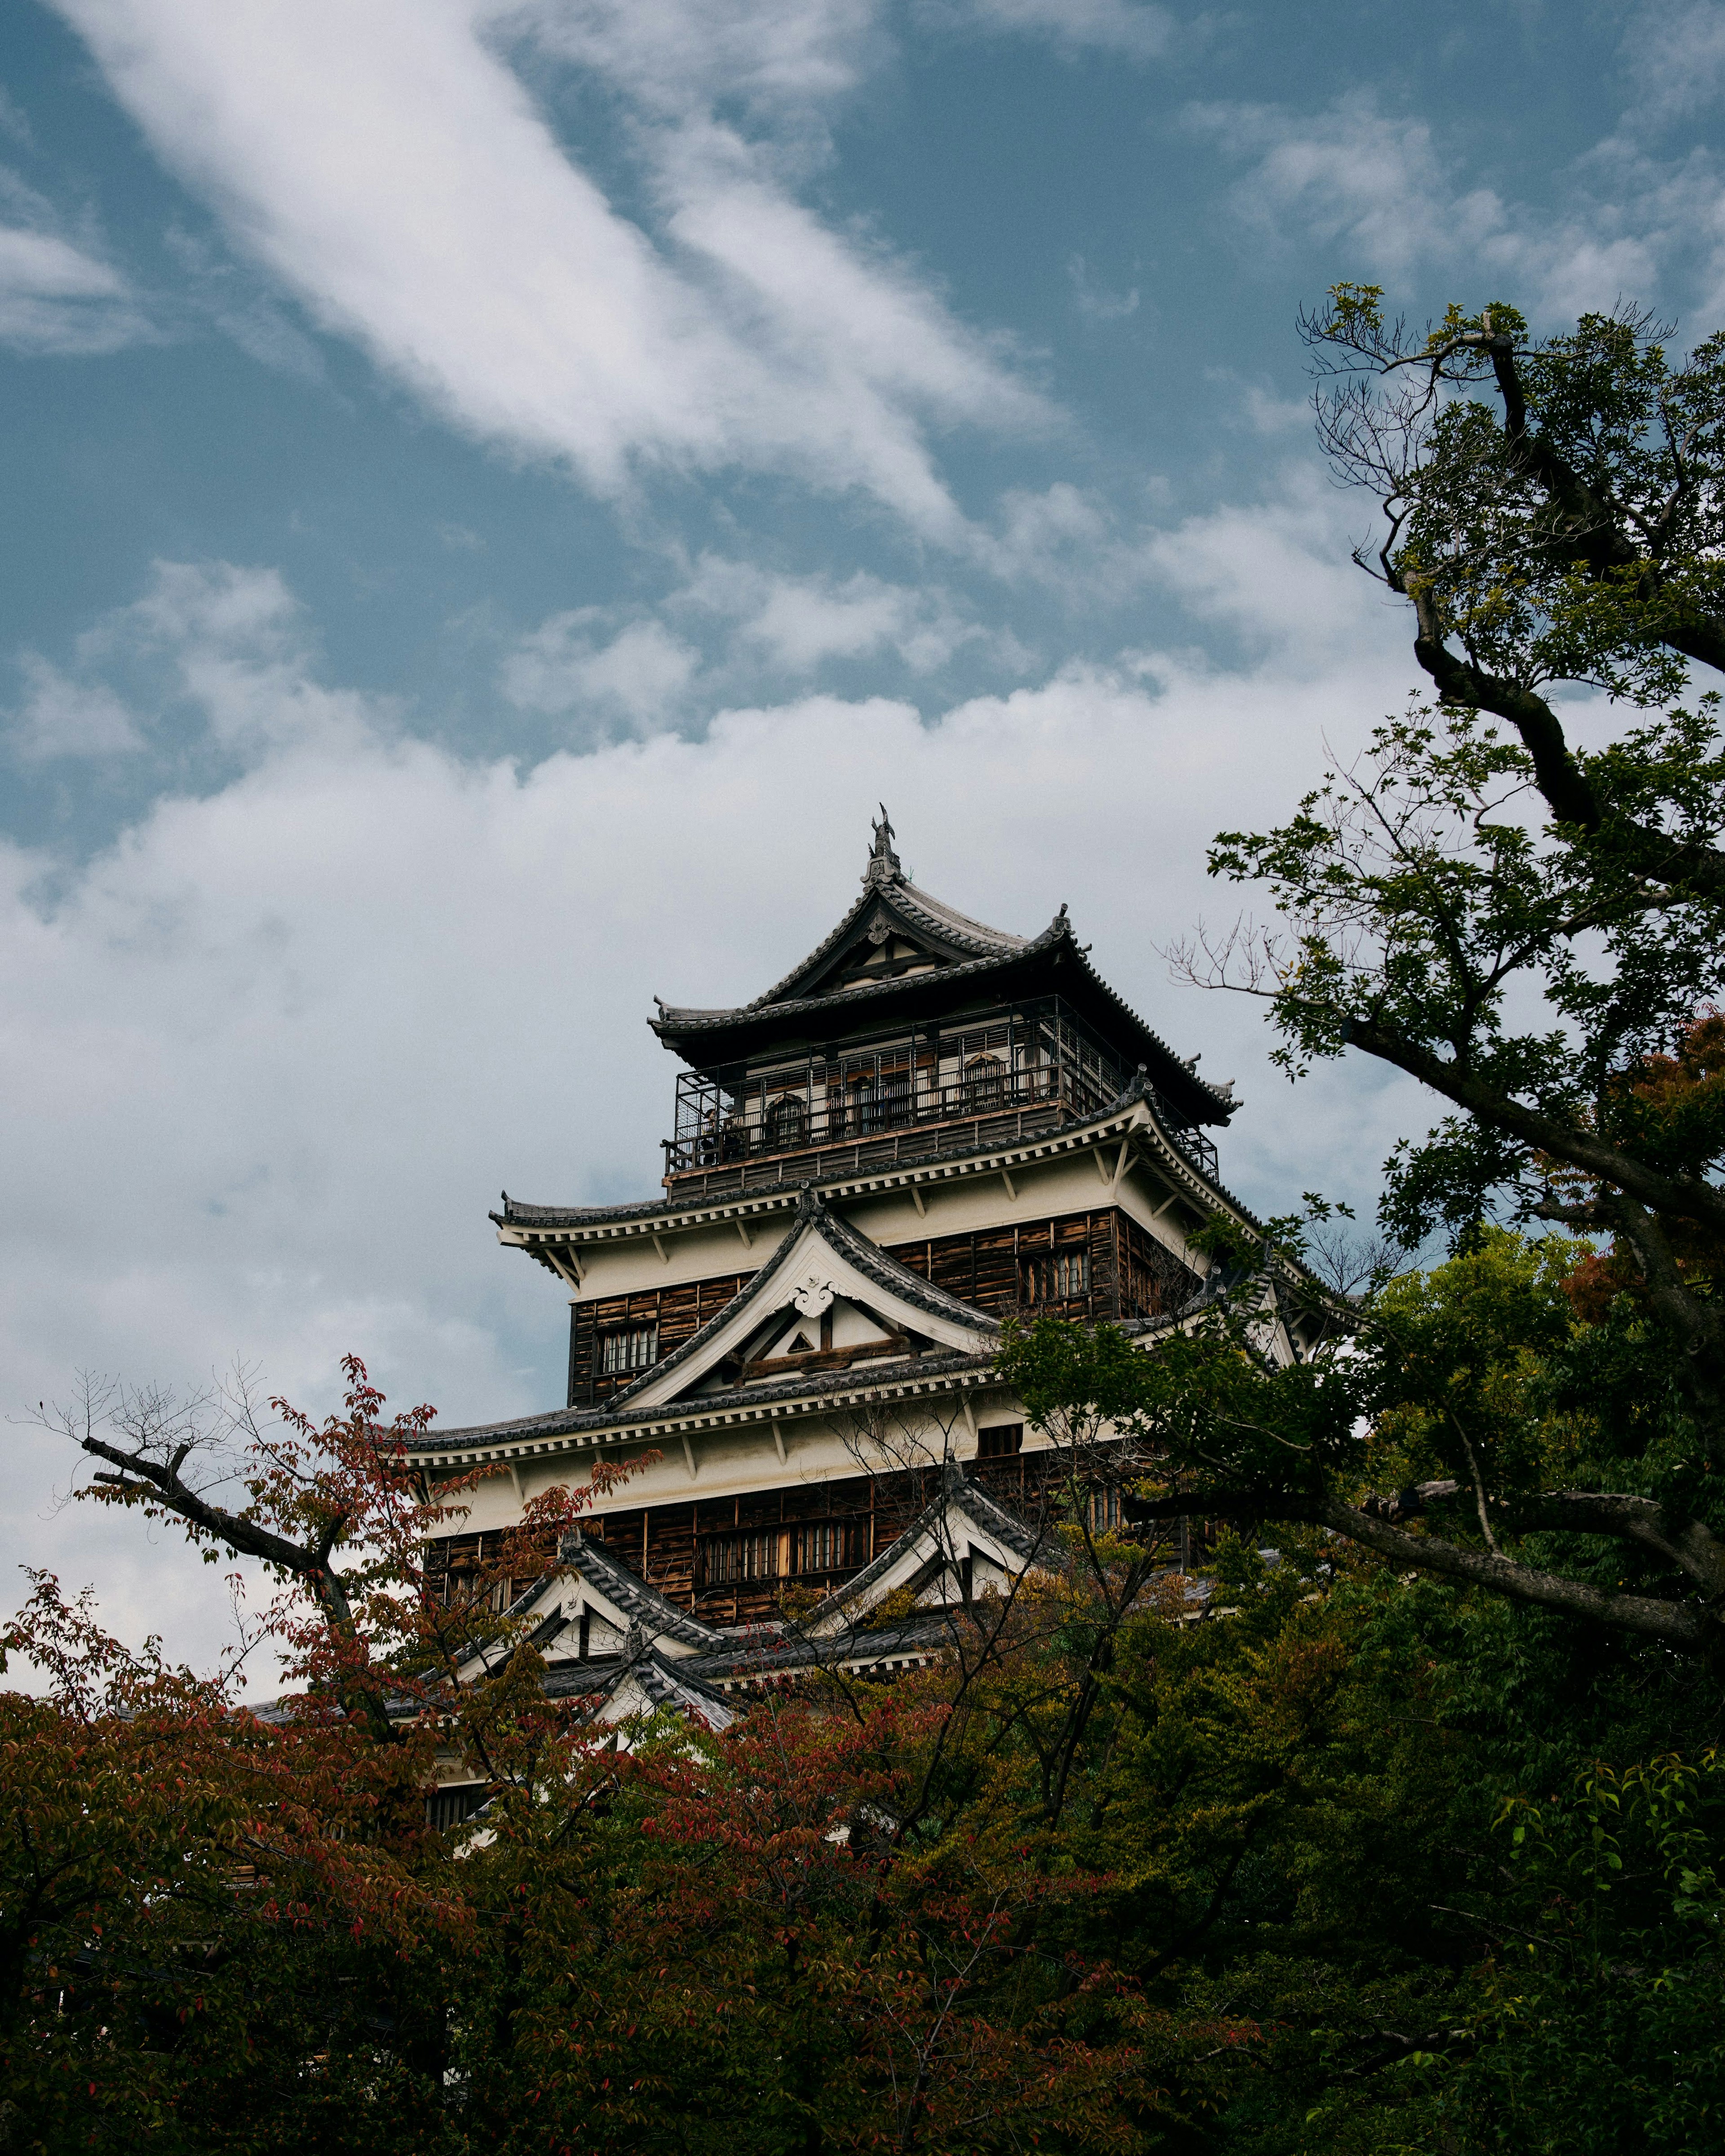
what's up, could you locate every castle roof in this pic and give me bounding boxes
[649,810,1235,1128]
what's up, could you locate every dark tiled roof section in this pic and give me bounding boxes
[651,913,1065,1031]
[406,1340,996,1453]
[708,871,1031,1024]
[558,1529,728,1653]
[649,919,1234,1128]
[681,1614,956,1683]
[621,1644,737,1722]
[801,1459,1043,1629]
[588,1184,995,1416]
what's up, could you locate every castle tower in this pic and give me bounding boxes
[410,820,1318,1691]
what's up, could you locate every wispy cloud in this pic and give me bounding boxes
[1068,254,1140,322]
[1619,0,1725,128]
[51,0,1048,536]
[1185,88,1686,323]
[0,203,150,355]
[918,0,1177,61]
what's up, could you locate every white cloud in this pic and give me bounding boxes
[919,0,1175,60]
[1068,254,1140,323]
[2,529,1419,1677]
[676,556,988,672]
[501,611,699,722]
[1187,89,1683,323]
[52,0,1045,534]
[0,217,149,355]
[504,0,884,127]
[10,655,143,760]
[1188,94,1507,276]
[1138,466,1386,673]
[5,561,388,769]
[1621,1,1725,126]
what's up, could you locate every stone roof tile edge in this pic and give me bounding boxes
[406,1343,999,1454]
[650,913,1066,1031]
[559,1529,726,1652]
[725,873,1029,1021]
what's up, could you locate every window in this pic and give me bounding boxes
[1088,1488,1122,1535]
[794,1520,850,1573]
[598,1323,658,1376]
[1019,1249,1090,1305]
[703,1530,781,1586]
[847,1074,878,1134]
[963,1053,1005,1111]
[427,1783,490,1830]
[878,1065,912,1128]
[764,1092,806,1150]
[977,1423,1023,1459]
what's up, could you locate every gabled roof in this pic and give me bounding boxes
[601,1184,997,1413]
[558,1530,729,1654]
[802,1458,1044,1637]
[646,815,1236,1126]
[654,809,1029,1031]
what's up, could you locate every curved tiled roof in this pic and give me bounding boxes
[591,1182,997,1414]
[558,1530,728,1652]
[652,910,1062,1031]
[658,853,1033,1030]
[650,913,1236,1129]
[802,1459,1042,1627]
[407,1341,996,1454]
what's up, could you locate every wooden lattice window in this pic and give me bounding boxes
[764,1093,806,1149]
[703,1529,781,1585]
[977,1423,1023,1459]
[1088,1488,1122,1534]
[598,1323,658,1376]
[1019,1249,1089,1304]
[794,1520,850,1573]
[963,1053,1004,1111]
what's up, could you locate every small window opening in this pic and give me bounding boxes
[963,1053,1005,1111]
[703,1530,781,1586]
[977,1423,1023,1459]
[794,1520,850,1573]
[764,1093,806,1149]
[598,1323,659,1376]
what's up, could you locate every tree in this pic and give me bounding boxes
[1302,287,1725,885]
[1019,292,1725,1656]
[6,1363,1181,2153]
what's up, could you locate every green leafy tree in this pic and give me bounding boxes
[1018,293,1725,1655]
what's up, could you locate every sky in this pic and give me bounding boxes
[5,0,1725,1675]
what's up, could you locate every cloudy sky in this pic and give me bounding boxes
[5,0,1723,1671]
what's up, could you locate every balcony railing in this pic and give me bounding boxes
[662,996,1219,1189]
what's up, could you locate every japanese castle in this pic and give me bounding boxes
[414,813,1320,1732]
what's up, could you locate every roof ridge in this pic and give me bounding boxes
[598,1184,995,1413]
[559,1529,727,1651]
[650,913,1070,1032]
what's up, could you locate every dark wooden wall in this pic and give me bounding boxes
[565,1207,1201,1403]
[427,1452,1134,1629]
[568,1269,748,1405]
[887,1206,1198,1324]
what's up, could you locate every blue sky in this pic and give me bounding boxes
[6,0,1725,1664]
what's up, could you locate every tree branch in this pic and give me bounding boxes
[1125,1485,1716,1653]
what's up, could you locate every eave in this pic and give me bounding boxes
[495,1082,1244,1269]
[650,922,1235,1128]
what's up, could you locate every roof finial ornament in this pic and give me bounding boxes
[864,803,902,888]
